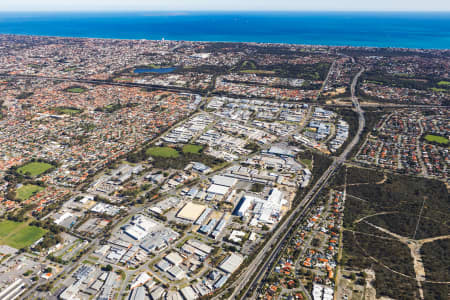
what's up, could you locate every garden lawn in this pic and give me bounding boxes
[0,220,47,249]
[425,134,449,145]
[300,158,313,170]
[15,184,44,201]
[182,144,203,154]
[146,147,180,158]
[240,70,275,75]
[54,107,82,115]
[17,161,53,177]
[66,87,85,93]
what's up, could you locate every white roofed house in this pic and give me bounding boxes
[122,214,157,240]
[207,184,230,196]
[180,286,198,300]
[128,286,147,300]
[132,215,157,232]
[267,145,294,157]
[267,188,284,205]
[165,251,183,266]
[168,265,186,280]
[130,272,153,290]
[123,224,147,240]
[219,253,244,274]
[211,175,238,187]
[233,188,286,224]
[255,188,286,224]
[233,196,254,217]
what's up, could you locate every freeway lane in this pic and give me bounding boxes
[227,65,366,300]
[6,66,368,299]
[7,65,366,300]
[0,73,204,95]
[1,73,446,110]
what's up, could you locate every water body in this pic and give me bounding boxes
[134,67,176,74]
[0,12,449,49]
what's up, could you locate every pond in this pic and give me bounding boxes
[133,67,176,74]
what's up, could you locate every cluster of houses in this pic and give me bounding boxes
[1,33,450,300]
[215,75,319,101]
[321,57,357,97]
[293,107,345,154]
[356,54,449,106]
[329,120,349,153]
[59,265,119,300]
[360,82,445,105]
[221,73,305,87]
[262,190,344,299]
[0,79,199,189]
[357,109,448,181]
[208,97,308,124]
[130,72,213,90]
[162,113,214,144]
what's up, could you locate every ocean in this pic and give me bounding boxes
[0,12,449,49]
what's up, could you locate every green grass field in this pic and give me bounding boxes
[437,81,450,86]
[53,107,82,115]
[15,184,44,201]
[182,144,203,154]
[300,158,313,170]
[0,220,47,249]
[146,147,180,158]
[144,64,162,69]
[66,87,86,93]
[115,77,133,82]
[133,64,170,71]
[241,60,256,69]
[240,70,275,75]
[424,134,449,145]
[17,162,53,177]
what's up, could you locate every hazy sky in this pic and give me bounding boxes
[1,0,449,12]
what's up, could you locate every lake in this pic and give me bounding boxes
[134,67,176,74]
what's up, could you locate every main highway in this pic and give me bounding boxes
[226,66,366,300]
[6,66,367,300]
[1,73,445,111]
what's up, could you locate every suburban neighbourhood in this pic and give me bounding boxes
[0,35,448,300]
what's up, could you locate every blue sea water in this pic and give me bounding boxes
[0,12,449,49]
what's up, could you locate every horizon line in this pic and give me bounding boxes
[1,10,450,13]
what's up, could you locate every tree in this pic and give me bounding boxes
[251,183,265,193]
[102,264,113,272]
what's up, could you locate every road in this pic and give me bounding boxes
[0,73,207,95]
[315,59,337,101]
[18,65,366,300]
[226,66,365,300]
[2,73,446,112]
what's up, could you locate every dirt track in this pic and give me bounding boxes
[355,221,450,300]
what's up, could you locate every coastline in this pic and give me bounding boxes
[1,33,450,51]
